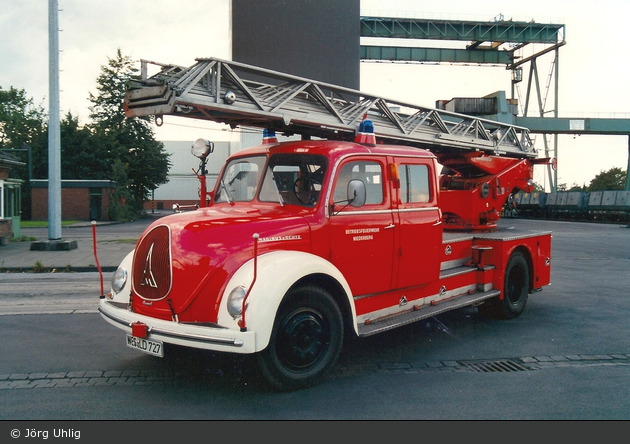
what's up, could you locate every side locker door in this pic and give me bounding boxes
[392,157,442,289]
[328,157,396,297]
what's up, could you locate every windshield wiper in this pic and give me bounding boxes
[219,179,234,205]
[272,173,284,206]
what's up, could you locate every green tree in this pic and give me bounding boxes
[108,159,136,221]
[60,112,109,180]
[532,181,545,192]
[568,182,587,192]
[588,167,627,191]
[0,86,46,150]
[88,49,171,218]
[0,86,48,219]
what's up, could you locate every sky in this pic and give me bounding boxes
[1,0,629,190]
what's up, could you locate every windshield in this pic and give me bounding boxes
[259,154,328,207]
[214,156,267,203]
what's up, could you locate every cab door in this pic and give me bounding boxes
[328,157,395,297]
[392,158,442,288]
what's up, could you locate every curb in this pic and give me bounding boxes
[0,266,118,274]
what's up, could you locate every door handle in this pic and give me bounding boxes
[384,223,395,229]
[432,220,443,226]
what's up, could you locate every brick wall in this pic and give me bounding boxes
[0,219,11,244]
[62,188,90,220]
[31,186,113,221]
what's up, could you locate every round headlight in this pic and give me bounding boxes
[227,286,247,319]
[111,267,128,294]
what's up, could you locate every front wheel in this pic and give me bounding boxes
[257,285,343,391]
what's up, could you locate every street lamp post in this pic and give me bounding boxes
[48,0,62,240]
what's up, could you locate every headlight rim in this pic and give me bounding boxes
[111,267,128,294]
[227,285,248,319]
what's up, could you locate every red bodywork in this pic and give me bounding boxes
[437,152,535,231]
[128,139,550,329]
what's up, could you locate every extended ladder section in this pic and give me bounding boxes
[124,57,536,159]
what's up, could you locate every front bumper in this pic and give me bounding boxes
[99,299,257,354]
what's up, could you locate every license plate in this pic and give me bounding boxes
[126,334,164,357]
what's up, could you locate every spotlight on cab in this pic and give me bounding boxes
[191,138,214,159]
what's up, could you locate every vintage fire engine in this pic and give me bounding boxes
[99,58,552,391]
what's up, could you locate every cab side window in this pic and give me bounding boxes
[399,164,430,203]
[333,161,383,205]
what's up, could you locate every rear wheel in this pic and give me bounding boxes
[480,251,529,319]
[499,251,529,319]
[257,285,343,391]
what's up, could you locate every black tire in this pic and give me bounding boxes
[257,285,343,391]
[499,251,529,319]
[479,251,529,319]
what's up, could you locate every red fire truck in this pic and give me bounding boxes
[99,58,552,391]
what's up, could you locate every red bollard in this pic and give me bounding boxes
[92,221,104,298]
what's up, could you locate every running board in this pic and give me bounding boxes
[440,265,477,280]
[357,289,500,337]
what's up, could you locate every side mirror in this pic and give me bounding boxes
[347,179,366,207]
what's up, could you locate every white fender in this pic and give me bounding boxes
[217,250,356,352]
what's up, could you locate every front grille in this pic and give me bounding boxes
[132,225,172,300]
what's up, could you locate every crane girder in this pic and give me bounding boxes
[123,57,537,159]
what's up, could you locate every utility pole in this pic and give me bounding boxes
[31,0,76,251]
[48,0,62,240]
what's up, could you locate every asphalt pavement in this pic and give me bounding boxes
[0,211,165,273]
[1,217,629,419]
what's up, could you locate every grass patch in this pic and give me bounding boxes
[99,239,139,244]
[11,235,37,242]
[21,220,81,228]
[32,260,47,273]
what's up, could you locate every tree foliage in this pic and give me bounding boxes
[60,112,109,180]
[588,167,627,191]
[88,49,171,218]
[0,49,171,221]
[0,86,47,150]
[0,86,48,219]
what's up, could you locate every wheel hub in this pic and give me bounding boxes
[278,311,329,370]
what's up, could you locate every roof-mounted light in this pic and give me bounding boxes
[191,138,214,159]
[262,129,278,144]
[354,114,376,146]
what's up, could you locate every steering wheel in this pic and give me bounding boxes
[293,178,321,205]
